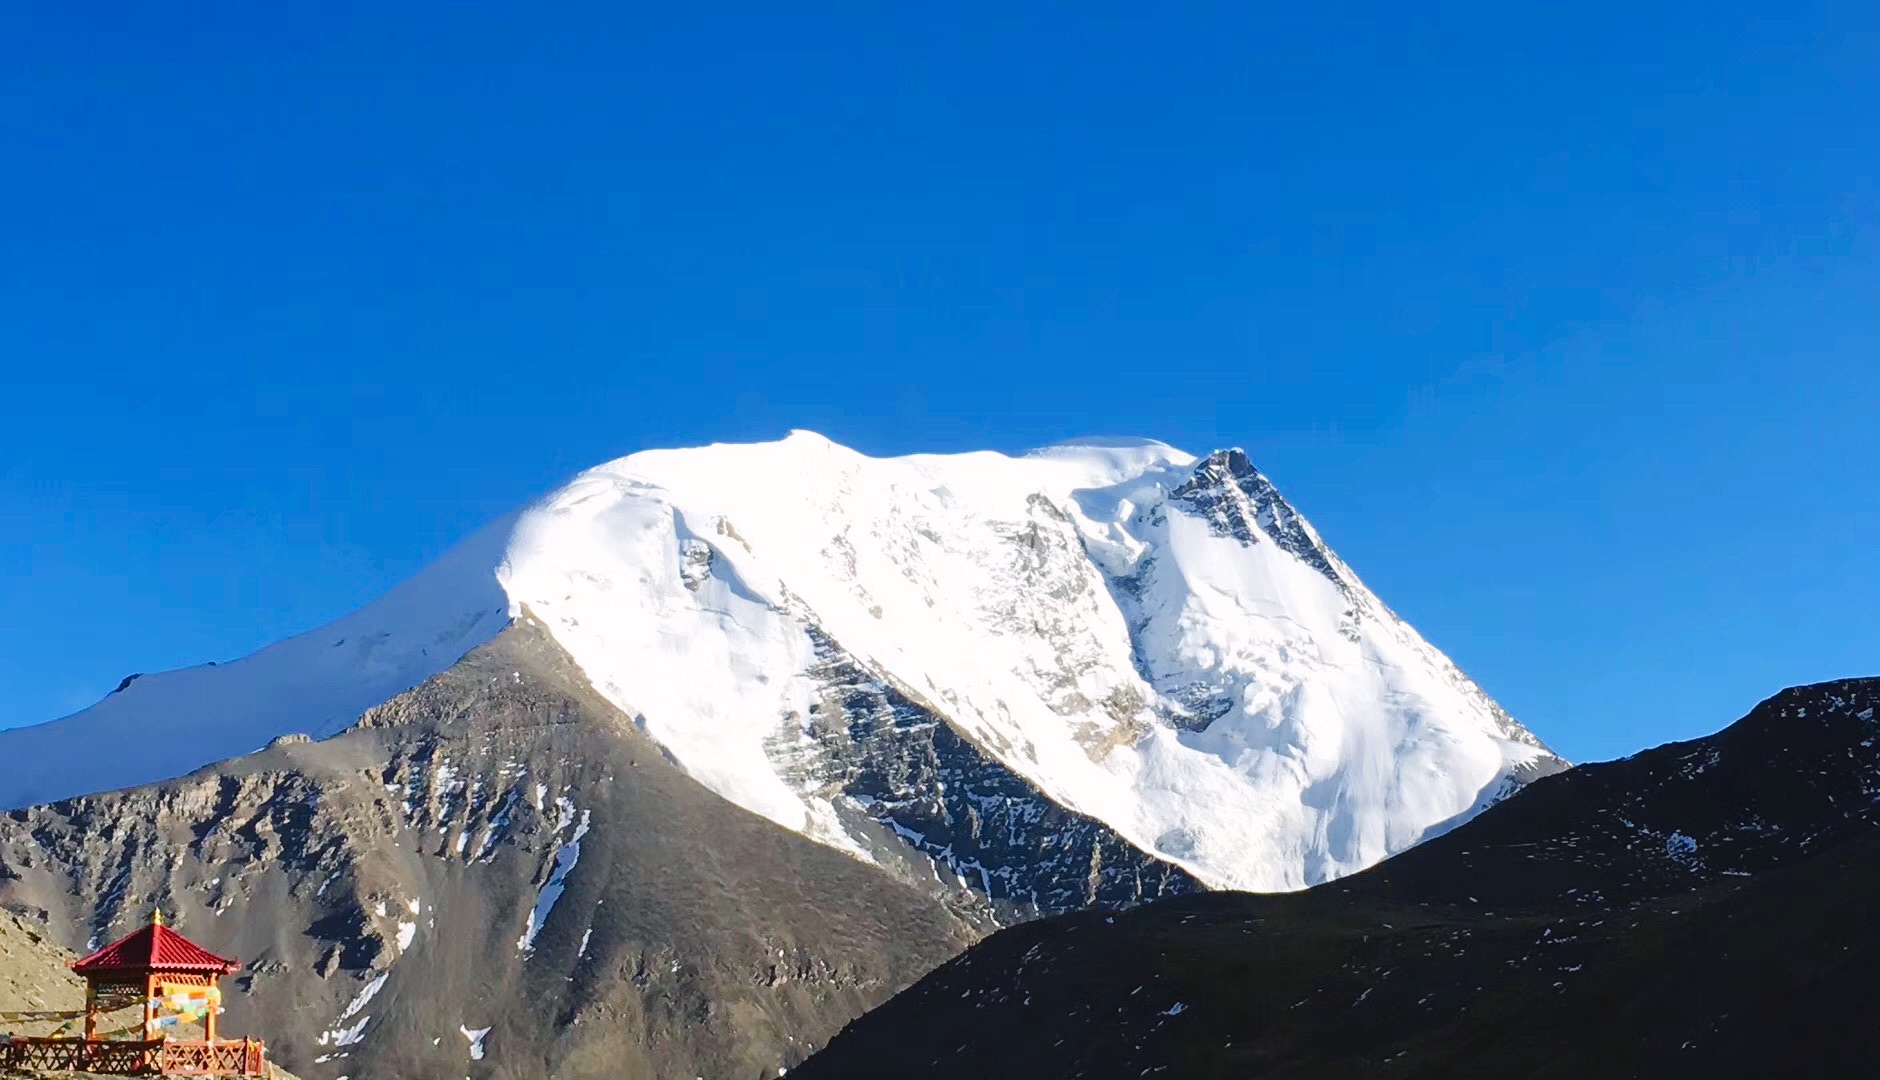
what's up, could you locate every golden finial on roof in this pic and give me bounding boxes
[152,908,163,927]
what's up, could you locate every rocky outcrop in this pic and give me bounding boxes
[767,627,1199,921]
[1171,449,1350,592]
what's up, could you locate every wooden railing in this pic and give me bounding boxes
[157,1037,267,1076]
[0,1035,267,1076]
[0,1036,160,1072]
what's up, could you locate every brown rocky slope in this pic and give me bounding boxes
[0,617,976,1080]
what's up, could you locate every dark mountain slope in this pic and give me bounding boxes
[0,617,976,1080]
[796,678,1880,1079]
[1351,678,1880,908]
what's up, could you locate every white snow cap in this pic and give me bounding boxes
[0,431,1558,891]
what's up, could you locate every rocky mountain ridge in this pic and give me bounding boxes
[794,677,1880,1079]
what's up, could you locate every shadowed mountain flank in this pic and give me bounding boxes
[796,678,1880,1079]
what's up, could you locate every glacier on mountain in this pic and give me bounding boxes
[0,432,1561,892]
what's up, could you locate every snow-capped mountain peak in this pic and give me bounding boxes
[0,433,1561,893]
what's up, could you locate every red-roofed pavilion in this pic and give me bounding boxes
[72,910,241,1044]
[0,910,267,1076]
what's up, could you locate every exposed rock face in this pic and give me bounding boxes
[0,620,975,1080]
[794,678,1880,1080]
[767,628,1200,920]
[1170,449,1348,591]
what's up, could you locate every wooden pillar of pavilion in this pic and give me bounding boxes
[143,970,158,1040]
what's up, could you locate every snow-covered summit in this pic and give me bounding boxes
[0,432,1561,891]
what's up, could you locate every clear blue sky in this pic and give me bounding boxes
[2,3,1875,762]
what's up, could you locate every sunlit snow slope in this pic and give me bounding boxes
[0,432,1561,891]
[0,517,513,809]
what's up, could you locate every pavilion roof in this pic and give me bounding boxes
[71,920,239,977]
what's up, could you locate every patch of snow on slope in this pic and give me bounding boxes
[460,1025,491,1060]
[318,971,389,1050]
[474,786,522,862]
[517,804,591,954]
